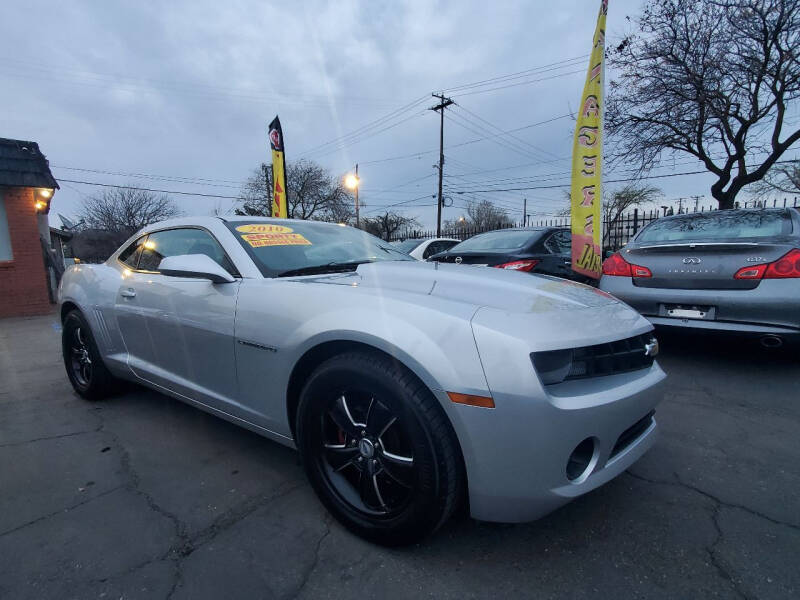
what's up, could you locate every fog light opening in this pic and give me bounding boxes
[566,437,597,482]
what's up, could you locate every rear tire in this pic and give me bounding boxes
[62,310,119,400]
[296,351,463,546]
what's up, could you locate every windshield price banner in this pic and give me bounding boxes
[570,0,607,279]
[269,116,288,219]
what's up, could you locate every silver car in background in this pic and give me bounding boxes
[600,208,800,347]
[59,217,665,545]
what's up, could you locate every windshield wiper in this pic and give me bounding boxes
[276,260,374,278]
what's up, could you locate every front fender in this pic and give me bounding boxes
[233,280,491,439]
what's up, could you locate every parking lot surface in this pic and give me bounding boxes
[1,314,798,599]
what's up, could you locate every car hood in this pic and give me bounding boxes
[305,260,618,314]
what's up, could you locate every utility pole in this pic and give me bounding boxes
[430,93,454,237]
[262,163,272,216]
[677,197,685,214]
[523,198,527,226]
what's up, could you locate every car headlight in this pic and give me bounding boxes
[531,333,657,386]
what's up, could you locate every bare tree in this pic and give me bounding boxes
[555,184,661,228]
[460,199,513,230]
[237,159,355,222]
[361,212,420,240]
[603,184,662,224]
[77,186,181,237]
[748,159,800,199]
[607,0,800,209]
[237,164,272,216]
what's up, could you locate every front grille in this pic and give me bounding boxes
[611,410,655,458]
[565,333,655,380]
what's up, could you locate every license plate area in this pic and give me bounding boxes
[661,304,716,320]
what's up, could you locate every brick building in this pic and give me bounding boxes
[0,138,59,318]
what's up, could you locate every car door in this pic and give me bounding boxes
[115,227,241,410]
[541,230,574,278]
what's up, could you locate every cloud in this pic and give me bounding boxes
[0,0,713,227]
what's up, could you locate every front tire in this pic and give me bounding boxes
[296,351,464,546]
[62,310,119,400]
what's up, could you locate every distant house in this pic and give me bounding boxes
[0,137,59,318]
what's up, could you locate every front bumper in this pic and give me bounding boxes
[441,366,665,522]
[440,301,666,523]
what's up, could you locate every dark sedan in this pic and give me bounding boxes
[599,208,800,347]
[429,227,587,281]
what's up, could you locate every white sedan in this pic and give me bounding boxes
[391,237,460,260]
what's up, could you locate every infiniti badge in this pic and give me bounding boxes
[682,257,701,264]
[454,256,463,264]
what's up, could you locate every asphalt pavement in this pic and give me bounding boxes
[1,314,798,599]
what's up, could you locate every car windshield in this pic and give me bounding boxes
[391,239,422,253]
[226,220,413,277]
[449,229,539,252]
[636,210,792,243]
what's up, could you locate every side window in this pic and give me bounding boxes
[137,228,236,274]
[545,231,571,254]
[423,241,442,259]
[556,231,572,253]
[118,236,146,269]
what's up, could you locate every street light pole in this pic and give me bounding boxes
[345,168,361,228]
[355,163,359,228]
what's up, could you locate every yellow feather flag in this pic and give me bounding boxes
[268,116,288,218]
[570,0,607,279]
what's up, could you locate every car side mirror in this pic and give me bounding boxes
[158,254,235,284]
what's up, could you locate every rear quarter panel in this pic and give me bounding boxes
[59,262,129,375]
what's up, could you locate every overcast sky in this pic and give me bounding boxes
[2,0,748,229]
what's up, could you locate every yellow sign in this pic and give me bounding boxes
[570,0,607,279]
[236,224,310,248]
[269,116,288,219]
[235,224,294,234]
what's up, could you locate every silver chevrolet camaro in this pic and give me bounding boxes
[59,216,665,545]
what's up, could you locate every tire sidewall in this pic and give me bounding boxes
[296,354,445,545]
[62,311,107,399]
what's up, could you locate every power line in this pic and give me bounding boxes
[52,165,245,188]
[297,95,430,157]
[0,57,393,109]
[447,159,798,194]
[56,178,244,200]
[441,55,588,93]
[453,68,585,98]
[454,104,561,160]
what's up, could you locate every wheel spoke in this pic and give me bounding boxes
[323,445,359,472]
[379,451,414,488]
[358,461,384,510]
[73,327,84,348]
[328,395,363,439]
[366,398,396,438]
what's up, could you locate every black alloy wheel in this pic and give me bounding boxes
[321,392,416,516]
[62,310,118,400]
[297,351,464,546]
[68,325,93,389]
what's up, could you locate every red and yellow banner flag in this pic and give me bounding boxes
[268,116,288,218]
[570,0,607,279]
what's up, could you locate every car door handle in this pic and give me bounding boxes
[120,288,136,298]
